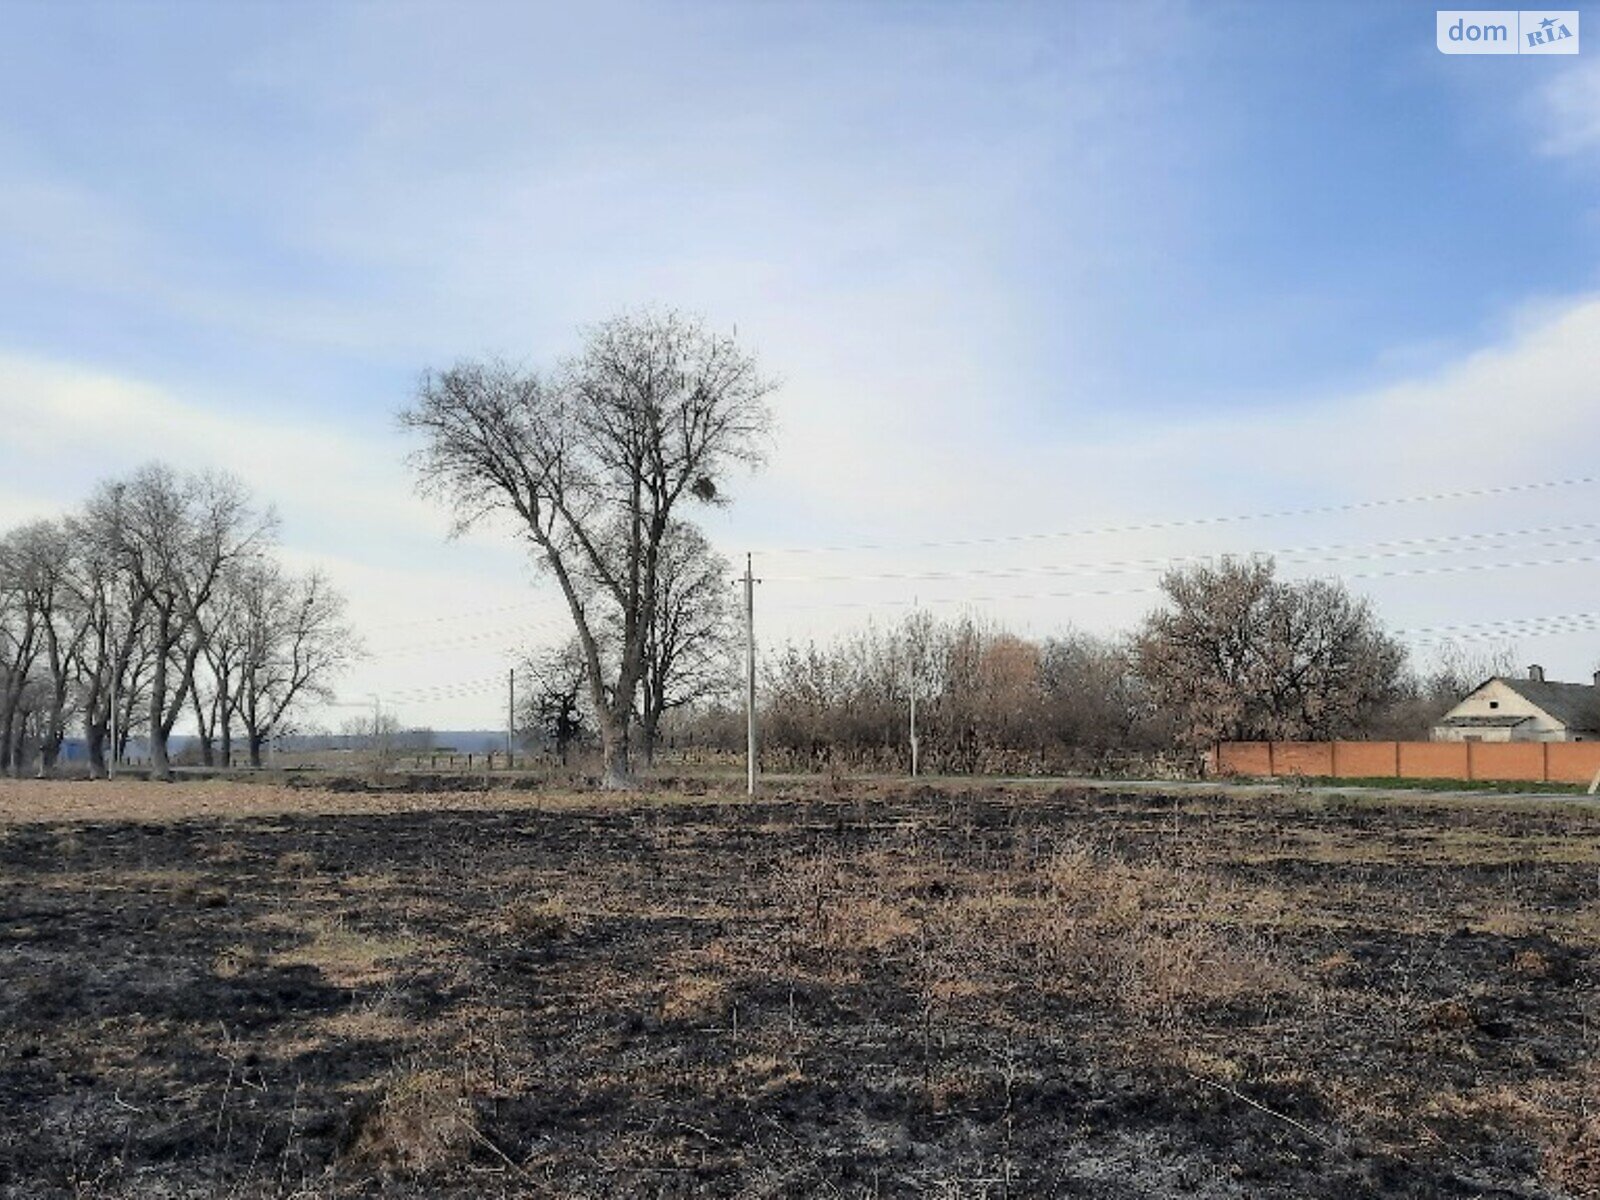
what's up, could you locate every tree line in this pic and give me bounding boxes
[400,308,1529,783]
[655,556,1517,772]
[0,463,354,778]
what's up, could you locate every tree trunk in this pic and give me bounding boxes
[248,732,264,769]
[86,722,108,780]
[598,708,631,789]
[640,707,660,768]
[148,612,171,780]
[0,706,17,777]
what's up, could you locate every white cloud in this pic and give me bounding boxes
[1536,60,1600,156]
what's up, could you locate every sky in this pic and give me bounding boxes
[3,0,1600,731]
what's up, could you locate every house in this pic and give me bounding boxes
[1432,665,1600,743]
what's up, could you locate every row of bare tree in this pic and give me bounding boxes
[653,557,1515,771]
[0,463,354,778]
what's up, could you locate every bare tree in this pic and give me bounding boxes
[67,498,151,777]
[0,528,45,775]
[401,308,774,787]
[189,562,258,767]
[1134,556,1407,748]
[1038,630,1167,751]
[636,521,736,765]
[21,522,90,771]
[235,563,354,768]
[110,465,276,779]
[519,637,591,763]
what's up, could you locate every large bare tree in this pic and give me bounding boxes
[1134,556,1406,748]
[402,308,774,787]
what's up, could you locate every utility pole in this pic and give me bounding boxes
[507,667,516,763]
[744,553,758,796]
[909,667,919,779]
[908,595,919,779]
[109,670,119,781]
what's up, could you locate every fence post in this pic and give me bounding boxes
[1466,740,1475,782]
[1393,741,1401,779]
[1330,741,1339,780]
[1266,742,1276,777]
[1543,741,1551,783]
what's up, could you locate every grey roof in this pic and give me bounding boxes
[1436,714,1533,729]
[1499,678,1600,732]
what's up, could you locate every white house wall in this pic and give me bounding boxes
[1433,679,1568,743]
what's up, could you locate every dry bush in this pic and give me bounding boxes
[499,893,570,941]
[211,943,267,979]
[277,849,317,875]
[1510,949,1551,978]
[1118,923,1299,1019]
[345,1067,475,1175]
[660,973,729,1023]
[273,919,426,987]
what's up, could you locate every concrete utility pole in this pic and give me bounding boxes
[909,595,920,779]
[744,553,758,796]
[909,667,919,779]
[109,670,119,781]
[507,667,515,762]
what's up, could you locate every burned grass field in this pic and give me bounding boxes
[1,780,1598,1198]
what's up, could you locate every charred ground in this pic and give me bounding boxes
[0,780,1596,1198]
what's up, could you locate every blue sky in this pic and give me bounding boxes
[4,0,1600,726]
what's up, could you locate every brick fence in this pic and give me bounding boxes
[1212,740,1600,786]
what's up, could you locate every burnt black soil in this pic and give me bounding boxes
[0,787,1595,1198]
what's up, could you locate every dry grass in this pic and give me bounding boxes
[7,779,1599,1197]
[271,919,430,987]
[498,893,571,941]
[344,1067,476,1175]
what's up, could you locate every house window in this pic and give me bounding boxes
[1489,701,1499,710]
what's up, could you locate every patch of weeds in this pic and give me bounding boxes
[277,849,317,876]
[344,1066,475,1175]
[499,893,570,942]
[273,918,427,987]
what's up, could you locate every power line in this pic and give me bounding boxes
[1398,611,1600,644]
[759,521,1600,584]
[751,474,1600,556]
[364,620,565,660]
[764,550,1600,613]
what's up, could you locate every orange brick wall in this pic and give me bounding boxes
[1215,743,1273,776]
[1548,743,1600,785]
[1395,742,1469,779]
[1215,738,1600,786]
[1467,742,1546,782]
[1332,741,1401,777]
[1271,742,1334,776]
